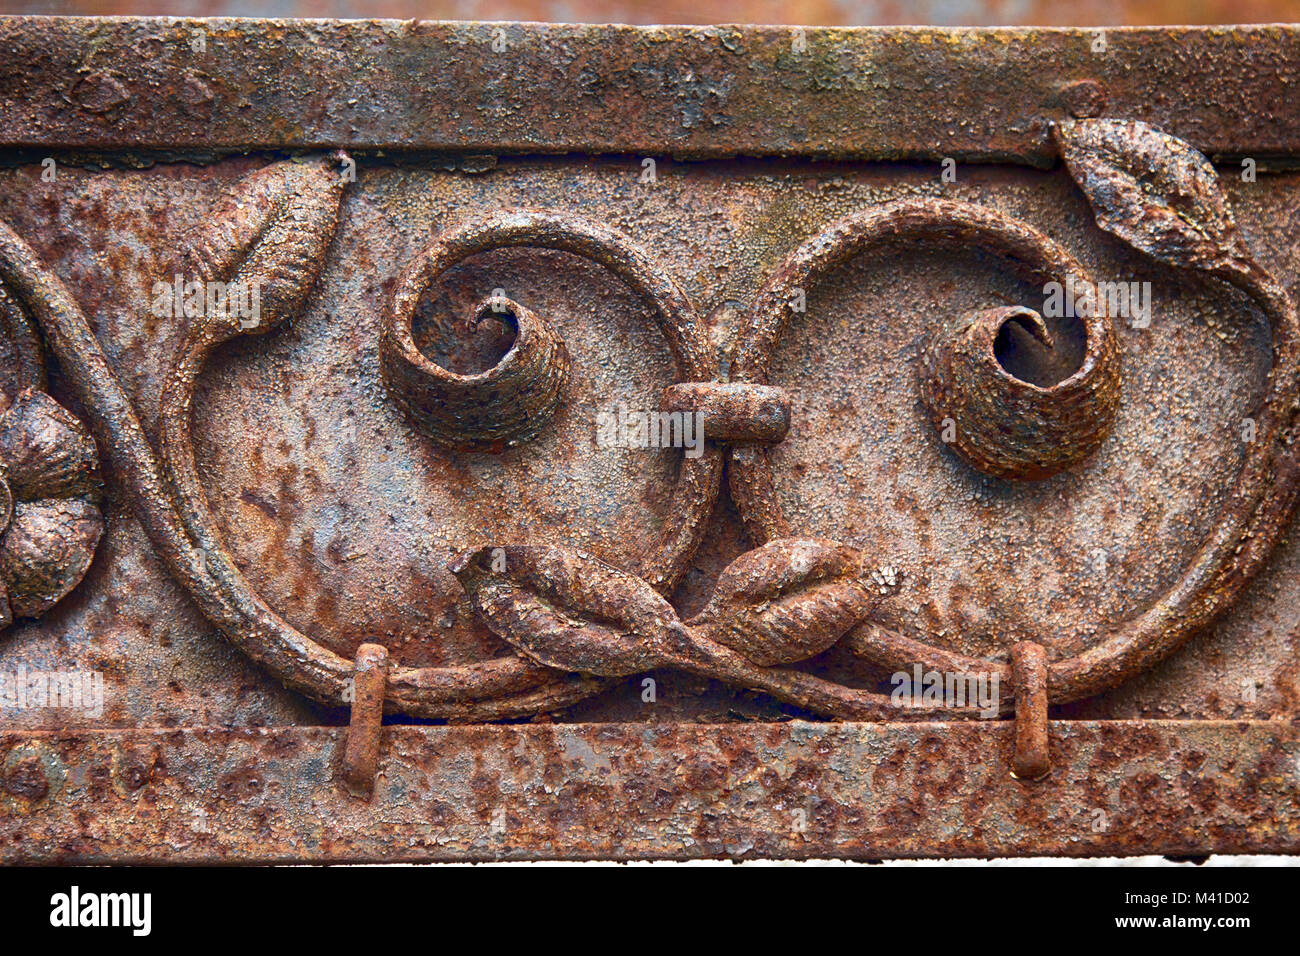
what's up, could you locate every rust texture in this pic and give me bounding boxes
[919,303,1120,480]
[450,538,925,718]
[0,390,103,625]
[383,292,571,452]
[5,0,1299,28]
[0,18,1297,860]
[660,381,792,444]
[730,175,1299,708]
[339,642,388,797]
[1011,641,1051,780]
[3,20,1300,163]
[2,721,1297,862]
[5,131,1281,722]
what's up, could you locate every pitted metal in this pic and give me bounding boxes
[1,17,1298,862]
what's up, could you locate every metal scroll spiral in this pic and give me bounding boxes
[730,119,1300,709]
[0,119,1295,721]
[0,158,724,720]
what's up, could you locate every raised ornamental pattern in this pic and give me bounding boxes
[0,119,1294,725]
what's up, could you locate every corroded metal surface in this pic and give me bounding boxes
[3,156,1297,723]
[1011,642,1051,780]
[4,134,1290,722]
[0,389,103,625]
[3,20,1300,163]
[2,721,1296,862]
[0,17,1297,860]
[338,642,387,797]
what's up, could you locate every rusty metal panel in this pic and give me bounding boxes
[4,720,1298,862]
[0,16,1298,863]
[2,20,1300,163]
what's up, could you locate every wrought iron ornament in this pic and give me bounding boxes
[2,18,1299,863]
[1,119,1295,731]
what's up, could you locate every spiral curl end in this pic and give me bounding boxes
[920,303,1120,481]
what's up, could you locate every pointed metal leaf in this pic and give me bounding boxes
[692,538,898,667]
[450,544,680,677]
[1057,119,1251,273]
[183,155,348,335]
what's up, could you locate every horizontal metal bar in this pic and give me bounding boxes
[3,720,1296,862]
[0,19,1299,162]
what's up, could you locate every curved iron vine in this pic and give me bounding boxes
[0,120,1294,721]
[731,119,1299,708]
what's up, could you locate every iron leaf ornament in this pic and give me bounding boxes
[1055,118,1255,276]
[451,538,900,683]
[0,122,1294,722]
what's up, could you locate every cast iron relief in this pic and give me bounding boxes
[0,121,1296,783]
